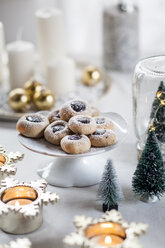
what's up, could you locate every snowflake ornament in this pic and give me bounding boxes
[0,145,24,179]
[64,210,148,248]
[0,238,31,248]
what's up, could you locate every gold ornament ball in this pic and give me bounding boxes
[33,88,55,110]
[24,79,43,98]
[8,88,31,111]
[82,66,101,86]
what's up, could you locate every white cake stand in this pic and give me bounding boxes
[18,112,128,187]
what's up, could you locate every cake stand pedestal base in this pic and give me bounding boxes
[37,155,106,187]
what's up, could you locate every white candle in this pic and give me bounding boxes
[7,40,34,89]
[46,57,75,97]
[0,22,5,84]
[35,8,65,63]
[58,0,103,62]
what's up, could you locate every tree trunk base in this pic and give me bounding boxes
[103,203,118,212]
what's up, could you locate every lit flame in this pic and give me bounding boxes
[105,235,112,245]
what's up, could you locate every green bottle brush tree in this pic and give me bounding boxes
[97,159,122,212]
[132,130,165,202]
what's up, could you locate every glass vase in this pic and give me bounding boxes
[133,55,165,160]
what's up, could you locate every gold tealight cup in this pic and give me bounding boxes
[85,222,126,247]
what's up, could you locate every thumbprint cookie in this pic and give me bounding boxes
[16,113,49,138]
[61,134,91,154]
[44,120,71,145]
[89,129,116,147]
[60,99,91,122]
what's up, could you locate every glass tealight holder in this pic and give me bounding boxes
[133,55,165,160]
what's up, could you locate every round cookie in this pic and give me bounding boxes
[48,109,61,123]
[61,134,91,154]
[90,105,100,117]
[89,129,116,147]
[94,116,114,130]
[16,113,49,138]
[69,115,97,135]
[60,99,91,122]
[44,120,71,145]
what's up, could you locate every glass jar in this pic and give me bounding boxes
[133,56,165,159]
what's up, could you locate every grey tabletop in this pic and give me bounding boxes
[0,72,164,248]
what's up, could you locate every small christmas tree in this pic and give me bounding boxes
[150,81,165,119]
[132,130,165,202]
[97,160,122,212]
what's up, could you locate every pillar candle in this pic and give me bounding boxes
[7,40,34,89]
[46,57,75,97]
[58,0,103,62]
[0,22,5,84]
[35,8,65,63]
[103,2,139,72]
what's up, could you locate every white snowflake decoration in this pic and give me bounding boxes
[0,178,59,218]
[64,210,148,248]
[0,145,24,176]
[0,238,31,248]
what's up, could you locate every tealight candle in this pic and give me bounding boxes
[7,40,34,89]
[2,186,37,203]
[85,222,126,239]
[85,222,126,247]
[36,8,65,63]
[46,57,75,97]
[90,234,124,246]
[85,222,126,246]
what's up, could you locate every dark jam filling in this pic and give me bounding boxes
[93,130,106,135]
[96,118,105,125]
[71,101,86,112]
[68,135,81,140]
[55,112,60,118]
[52,125,65,133]
[26,116,42,123]
[78,118,90,124]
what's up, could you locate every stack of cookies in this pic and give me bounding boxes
[16,99,117,154]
